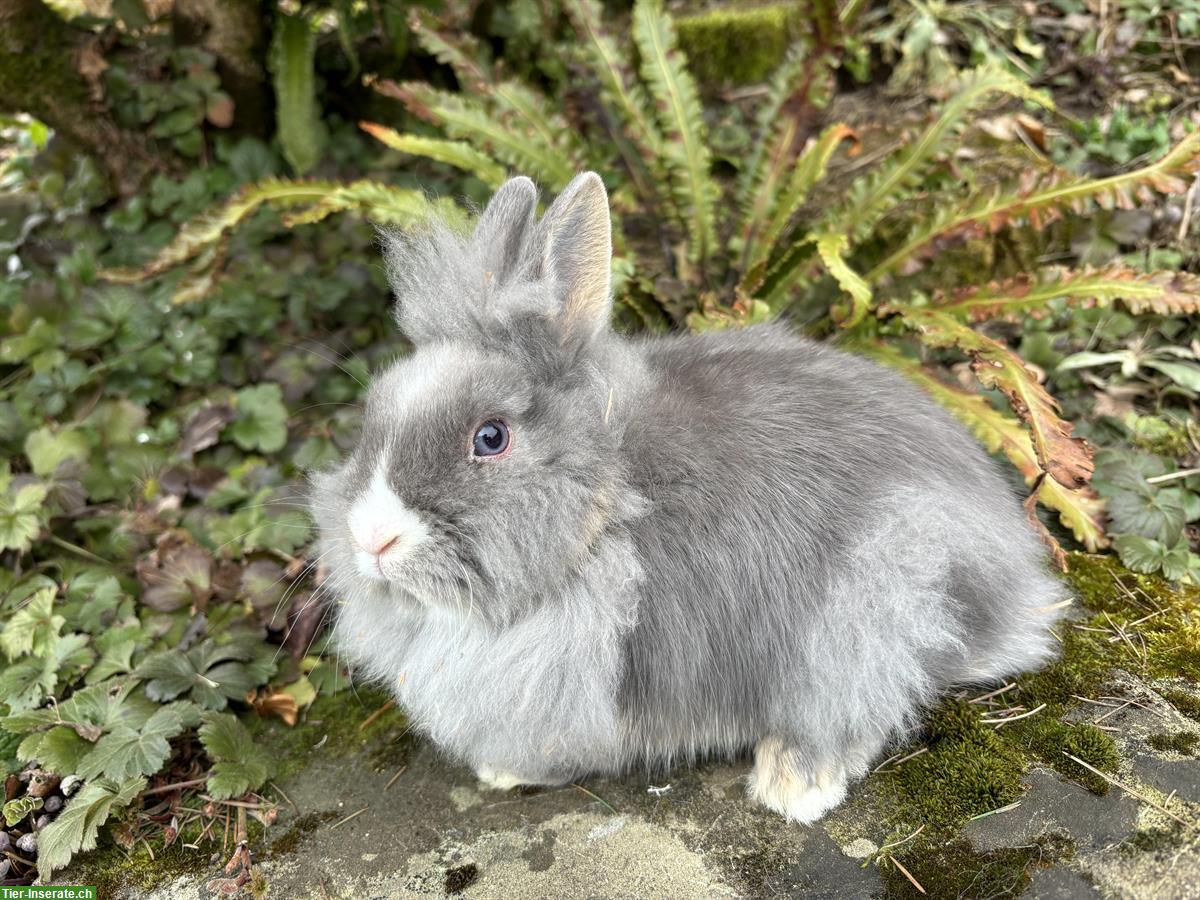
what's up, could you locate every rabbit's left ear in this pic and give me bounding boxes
[470,175,538,284]
[535,172,612,340]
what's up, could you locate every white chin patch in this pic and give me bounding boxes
[347,467,431,581]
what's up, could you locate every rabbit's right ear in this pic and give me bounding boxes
[469,176,538,285]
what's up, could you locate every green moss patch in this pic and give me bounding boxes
[1161,687,1200,723]
[675,4,804,86]
[879,833,1072,900]
[1147,731,1199,755]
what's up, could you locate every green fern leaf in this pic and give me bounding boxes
[99,179,454,291]
[100,179,340,282]
[814,232,872,327]
[887,305,1094,491]
[407,8,493,88]
[823,66,1052,246]
[868,131,1200,281]
[863,342,1107,553]
[932,266,1200,321]
[270,13,327,175]
[748,124,857,271]
[373,80,577,189]
[632,0,719,266]
[564,0,665,197]
[359,123,507,187]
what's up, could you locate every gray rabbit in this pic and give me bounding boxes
[310,172,1067,823]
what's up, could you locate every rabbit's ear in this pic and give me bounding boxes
[470,176,538,283]
[535,172,612,340]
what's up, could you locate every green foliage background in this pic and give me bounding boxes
[0,0,1199,887]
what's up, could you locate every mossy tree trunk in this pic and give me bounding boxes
[173,0,269,132]
[0,0,159,196]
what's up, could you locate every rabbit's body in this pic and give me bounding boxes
[314,174,1066,823]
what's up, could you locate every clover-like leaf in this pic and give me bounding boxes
[228,383,288,453]
[137,635,275,710]
[199,711,271,799]
[0,483,48,553]
[1107,491,1188,544]
[24,427,90,477]
[0,587,64,660]
[75,706,186,781]
[37,776,146,881]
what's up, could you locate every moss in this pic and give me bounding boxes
[247,685,409,783]
[675,4,803,86]
[1062,553,1200,682]
[885,700,1025,828]
[1161,687,1200,723]
[879,833,1072,899]
[1015,720,1120,794]
[1147,731,1199,755]
[268,810,339,858]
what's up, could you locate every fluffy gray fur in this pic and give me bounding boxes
[311,172,1067,822]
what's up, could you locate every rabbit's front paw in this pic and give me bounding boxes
[747,737,848,825]
[475,764,528,791]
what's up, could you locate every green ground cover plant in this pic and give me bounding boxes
[0,0,1198,890]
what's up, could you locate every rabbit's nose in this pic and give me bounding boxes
[362,531,400,557]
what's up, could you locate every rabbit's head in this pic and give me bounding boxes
[312,173,645,628]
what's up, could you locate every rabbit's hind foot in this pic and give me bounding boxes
[747,737,848,825]
[475,764,528,791]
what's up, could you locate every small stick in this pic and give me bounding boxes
[1031,598,1073,615]
[1147,466,1200,485]
[143,776,209,796]
[269,781,298,813]
[359,699,395,731]
[891,857,926,895]
[970,683,1018,704]
[572,783,618,815]
[983,703,1047,726]
[332,805,369,828]
[1092,701,1133,725]
[969,800,1022,821]
[877,824,925,854]
[1061,752,1191,827]
[385,765,408,791]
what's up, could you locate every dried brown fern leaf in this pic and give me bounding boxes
[884,306,1095,491]
[862,343,1107,556]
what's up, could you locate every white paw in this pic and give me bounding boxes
[748,738,848,825]
[475,764,526,791]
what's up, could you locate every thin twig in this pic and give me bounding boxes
[359,699,395,731]
[969,800,1022,821]
[891,857,927,894]
[1061,752,1191,827]
[1146,466,1200,485]
[572,783,618,815]
[332,805,369,828]
[983,703,1047,727]
[385,765,408,791]
[143,776,209,796]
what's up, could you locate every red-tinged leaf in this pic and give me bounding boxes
[862,343,1108,553]
[886,306,1095,490]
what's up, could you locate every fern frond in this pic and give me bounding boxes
[868,131,1200,281]
[270,13,327,175]
[748,124,857,271]
[932,265,1200,321]
[821,66,1052,246]
[281,181,464,229]
[564,0,666,198]
[632,0,719,266]
[360,123,507,187]
[373,80,577,189]
[407,8,492,89]
[99,179,453,286]
[887,305,1094,490]
[814,232,872,326]
[100,179,341,282]
[863,342,1107,552]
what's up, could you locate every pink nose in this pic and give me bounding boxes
[363,532,400,556]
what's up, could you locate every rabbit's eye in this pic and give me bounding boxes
[472,419,510,458]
